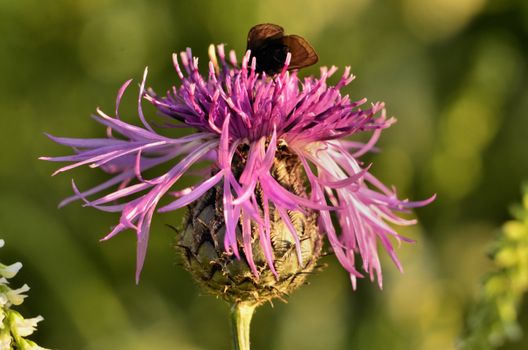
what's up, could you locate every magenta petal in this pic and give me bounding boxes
[223,172,241,258]
[135,205,155,284]
[116,79,133,118]
[158,170,224,212]
[43,133,128,148]
[89,182,152,206]
[218,114,231,168]
[241,212,259,277]
[137,67,155,133]
[317,164,371,188]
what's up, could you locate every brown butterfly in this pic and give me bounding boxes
[247,23,318,75]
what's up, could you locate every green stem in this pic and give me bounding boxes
[230,302,256,350]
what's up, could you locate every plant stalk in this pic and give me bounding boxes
[230,302,256,350]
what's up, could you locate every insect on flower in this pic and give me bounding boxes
[41,24,435,306]
[247,23,318,75]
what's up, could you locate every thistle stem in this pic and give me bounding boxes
[230,302,256,350]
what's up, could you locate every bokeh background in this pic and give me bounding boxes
[1,0,528,349]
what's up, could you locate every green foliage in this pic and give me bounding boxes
[459,186,528,349]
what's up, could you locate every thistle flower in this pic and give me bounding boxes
[42,44,434,301]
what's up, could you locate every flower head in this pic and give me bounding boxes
[42,44,434,289]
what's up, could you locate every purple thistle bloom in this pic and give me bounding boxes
[42,45,434,288]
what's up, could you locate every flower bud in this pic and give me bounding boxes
[177,146,322,305]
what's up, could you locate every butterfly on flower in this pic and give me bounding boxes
[247,23,318,75]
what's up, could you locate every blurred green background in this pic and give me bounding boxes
[1,0,528,349]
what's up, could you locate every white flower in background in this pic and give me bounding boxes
[0,263,22,280]
[0,239,49,350]
[10,313,44,338]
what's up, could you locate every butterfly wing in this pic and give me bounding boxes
[282,35,318,70]
[247,23,284,50]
